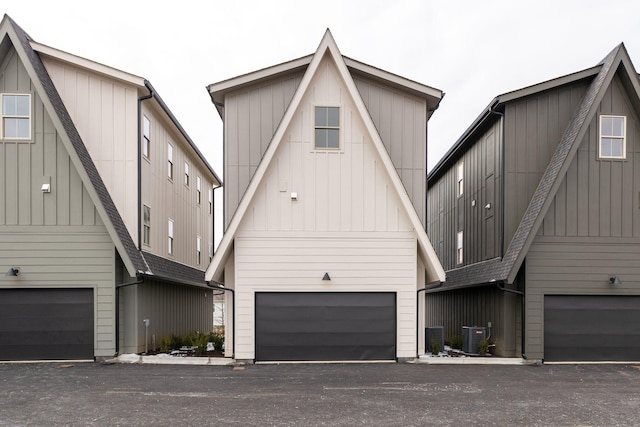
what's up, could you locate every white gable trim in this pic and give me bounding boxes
[206,29,445,283]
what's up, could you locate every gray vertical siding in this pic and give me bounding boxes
[353,75,428,226]
[427,120,502,270]
[224,73,304,227]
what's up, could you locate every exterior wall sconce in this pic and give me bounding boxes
[609,276,621,285]
[5,267,20,277]
[322,272,331,281]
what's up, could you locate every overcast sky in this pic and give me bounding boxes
[6,0,640,173]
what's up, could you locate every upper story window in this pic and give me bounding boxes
[315,106,340,149]
[2,94,31,140]
[196,236,202,265]
[196,176,202,204]
[168,218,174,255]
[599,115,626,159]
[184,162,190,187]
[456,231,463,265]
[208,243,213,262]
[457,161,464,197]
[143,205,151,246]
[142,115,150,159]
[167,143,174,180]
[208,189,213,215]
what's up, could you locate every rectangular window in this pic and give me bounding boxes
[143,115,150,159]
[167,143,174,180]
[208,243,213,262]
[168,219,174,255]
[456,231,463,265]
[315,106,340,149]
[197,236,202,265]
[2,94,31,140]
[196,176,201,204]
[184,162,190,187]
[457,161,464,196]
[208,189,213,215]
[599,115,626,159]
[143,205,151,245]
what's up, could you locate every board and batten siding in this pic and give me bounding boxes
[524,72,640,360]
[353,75,428,226]
[223,72,305,228]
[41,56,139,242]
[427,120,502,270]
[232,235,418,360]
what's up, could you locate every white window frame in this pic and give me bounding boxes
[184,162,190,187]
[314,106,340,149]
[1,93,32,140]
[208,243,213,262]
[143,205,151,246]
[196,176,201,204]
[143,115,151,159]
[456,231,463,265]
[457,161,464,197]
[167,143,174,180]
[197,236,202,265]
[599,115,626,159]
[168,218,174,255]
[208,189,213,215]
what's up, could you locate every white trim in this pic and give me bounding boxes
[1,93,32,140]
[598,115,626,159]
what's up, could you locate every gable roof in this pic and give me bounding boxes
[434,43,639,290]
[2,15,215,286]
[205,29,446,284]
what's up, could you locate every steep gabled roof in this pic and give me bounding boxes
[434,43,638,290]
[206,29,446,284]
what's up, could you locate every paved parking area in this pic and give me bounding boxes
[1,362,639,426]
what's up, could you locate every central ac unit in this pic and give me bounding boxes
[425,326,444,353]
[462,326,486,354]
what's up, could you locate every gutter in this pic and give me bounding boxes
[416,281,444,357]
[207,281,235,359]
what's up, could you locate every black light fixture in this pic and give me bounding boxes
[322,272,331,281]
[5,267,20,277]
[609,276,621,285]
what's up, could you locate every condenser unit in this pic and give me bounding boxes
[462,326,486,354]
[425,326,444,354]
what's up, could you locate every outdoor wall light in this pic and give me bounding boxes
[609,276,622,285]
[322,272,331,281]
[5,267,20,277]
[41,183,51,193]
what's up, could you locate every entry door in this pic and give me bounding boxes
[255,292,396,361]
[0,288,94,360]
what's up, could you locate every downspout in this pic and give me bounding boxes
[137,81,154,249]
[488,101,505,258]
[207,281,235,359]
[115,273,145,355]
[496,282,526,359]
[416,281,444,357]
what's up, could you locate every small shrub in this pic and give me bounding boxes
[449,335,463,350]
[478,339,489,356]
[430,339,441,355]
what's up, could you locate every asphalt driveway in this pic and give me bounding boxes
[1,362,639,426]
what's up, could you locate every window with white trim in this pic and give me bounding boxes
[143,115,150,159]
[315,106,340,149]
[208,243,213,262]
[143,205,151,246]
[196,176,201,204]
[599,115,626,159]
[208,189,213,215]
[456,231,463,265]
[184,162,190,187]
[168,219,174,255]
[2,94,31,140]
[196,236,202,265]
[167,143,174,180]
[457,161,464,196]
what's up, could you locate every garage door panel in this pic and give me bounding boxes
[0,289,94,361]
[545,296,640,362]
[256,292,396,361]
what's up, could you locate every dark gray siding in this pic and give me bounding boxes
[503,80,590,247]
[427,120,502,270]
[353,75,428,226]
[223,73,304,227]
[424,283,521,357]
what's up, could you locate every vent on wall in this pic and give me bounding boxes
[462,326,486,354]
[425,326,444,353]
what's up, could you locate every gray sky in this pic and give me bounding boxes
[6,0,640,173]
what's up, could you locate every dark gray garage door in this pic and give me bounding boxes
[0,288,94,361]
[544,295,640,362]
[255,292,396,361]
